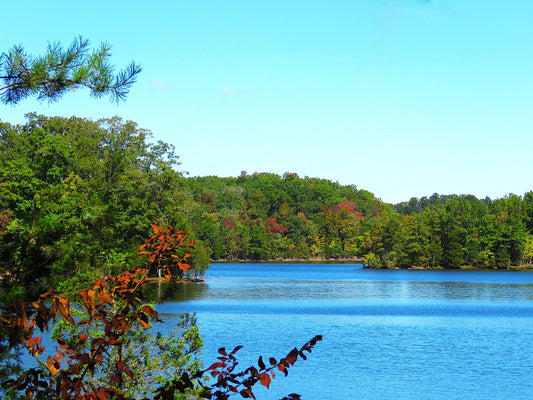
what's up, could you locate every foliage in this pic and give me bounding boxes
[182,173,379,261]
[0,37,141,104]
[51,309,203,400]
[2,112,533,297]
[362,194,532,269]
[0,225,321,400]
[0,114,207,300]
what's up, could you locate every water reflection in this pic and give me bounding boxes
[191,278,533,303]
[143,281,209,303]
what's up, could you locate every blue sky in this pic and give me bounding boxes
[1,0,532,203]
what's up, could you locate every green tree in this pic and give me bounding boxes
[0,37,141,104]
[0,114,196,297]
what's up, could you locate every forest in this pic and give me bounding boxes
[2,113,533,304]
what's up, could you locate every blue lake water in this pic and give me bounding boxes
[154,264,533,400]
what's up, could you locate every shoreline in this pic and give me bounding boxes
[210,257,364,264]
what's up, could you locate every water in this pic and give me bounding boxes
[153,264,533,400]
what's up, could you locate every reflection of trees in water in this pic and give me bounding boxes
[143,282,208,303]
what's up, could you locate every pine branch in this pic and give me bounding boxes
[0,37,142,105]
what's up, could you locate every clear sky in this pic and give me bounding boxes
[1,0,532,204]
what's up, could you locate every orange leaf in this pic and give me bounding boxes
[164,268,172,282]
[178,262,191,271]
[79,289,96,318]
[47,355,60,375]
[138,313,149,328]
[93,279,107,290]
[188,240,195,248]
[259,372,271,389]
[39,289,55,299]
[54,296,75,325]
[97,288,113,304]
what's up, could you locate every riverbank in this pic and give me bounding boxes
[367,265,533,272]
[211,257,364,264]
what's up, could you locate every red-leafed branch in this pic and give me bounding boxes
[1,224,321,399]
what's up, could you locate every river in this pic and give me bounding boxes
[152,263,533,400]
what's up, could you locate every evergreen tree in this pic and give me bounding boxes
[0,37,141,104]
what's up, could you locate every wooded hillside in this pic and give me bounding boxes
[2,114,533,300]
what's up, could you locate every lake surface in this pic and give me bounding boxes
[154,263,533,400]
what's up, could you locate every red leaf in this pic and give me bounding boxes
[142,305,155,316]
[240,389,255,399]
[286,348,298,365]
[72,363,80,374]
[207,362,225,370]
[230,345,243,355]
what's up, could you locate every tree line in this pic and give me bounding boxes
[182,175,533,269]
[2,113,533,304]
